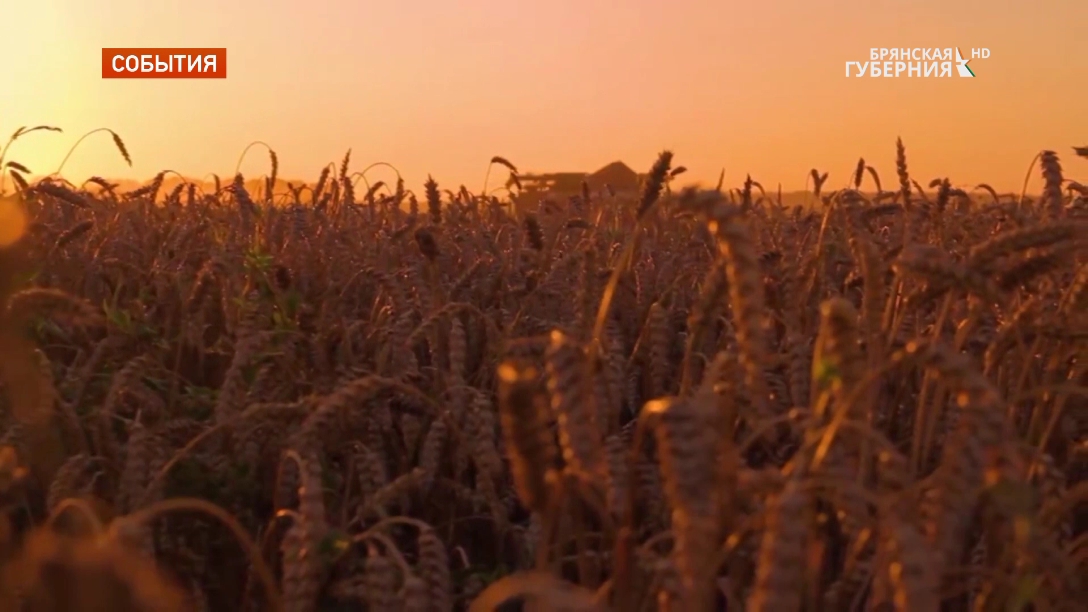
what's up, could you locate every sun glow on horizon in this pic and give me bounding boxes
[2,1,1085,193]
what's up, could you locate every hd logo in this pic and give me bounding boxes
[847,47,990,78]
[956,47,990,77]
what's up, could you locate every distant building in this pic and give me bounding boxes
[585,161,641,191]
[514,161,644,207]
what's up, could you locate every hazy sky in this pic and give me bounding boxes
[2,1,1084,193]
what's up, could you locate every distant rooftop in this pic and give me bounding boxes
[519,160,644,192]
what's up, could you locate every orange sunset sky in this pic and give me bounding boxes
[2,0,1085,193]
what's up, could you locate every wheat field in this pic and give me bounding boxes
[0,129,1085,611]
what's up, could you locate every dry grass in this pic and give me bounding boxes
[0,133,1085,612]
